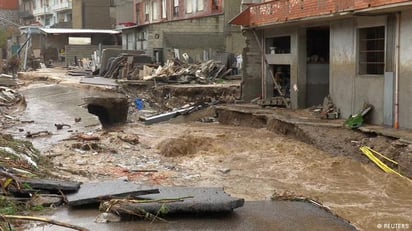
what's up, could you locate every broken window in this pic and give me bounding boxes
[266,36,291,54]
[162,0,167,18]
[174,0,179,16]
[359,26,385,75]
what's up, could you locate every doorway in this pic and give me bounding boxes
[306,27,330,107]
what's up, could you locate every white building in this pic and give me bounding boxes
[31,0,72,27]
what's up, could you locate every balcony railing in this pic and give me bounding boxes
[51,1,72,12]
[32,6,52,16]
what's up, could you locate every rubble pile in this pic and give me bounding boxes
[0,87,24,107]
[0,87,26,129]
[142,59,233,84]
[103,55,233,84]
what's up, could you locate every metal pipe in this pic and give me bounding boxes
[394,12,401,129]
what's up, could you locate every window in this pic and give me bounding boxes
[359,26,385,75]
[173,0,179,17]
[266,36,291,54]
[186,0,193,13]
[212,0,219,10]
[145,2,150,21]
[152,1,159,20]
[196,0,204,11]
[162,0,167,18]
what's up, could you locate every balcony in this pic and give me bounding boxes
[33,6,52,17]
[51,1,72,12]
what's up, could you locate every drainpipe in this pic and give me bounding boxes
[394,12,401,129]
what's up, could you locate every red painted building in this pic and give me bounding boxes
[231,0,412,27]
[0,0,19,10]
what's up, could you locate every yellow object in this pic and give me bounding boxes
[360,146,407,179]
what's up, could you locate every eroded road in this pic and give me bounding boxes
[9,83,412,231]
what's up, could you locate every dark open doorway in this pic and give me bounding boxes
[306,27,330,107]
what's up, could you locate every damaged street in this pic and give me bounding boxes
[0,65,411,231]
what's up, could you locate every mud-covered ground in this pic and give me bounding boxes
[2,68,412,231]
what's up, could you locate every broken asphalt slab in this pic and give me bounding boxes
[20,178,81,193]
[102,187,244,215]
[66,180,159,206]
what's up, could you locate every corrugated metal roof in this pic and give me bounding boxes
[40,28,121,35]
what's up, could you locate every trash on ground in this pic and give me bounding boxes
[345,104,373,129]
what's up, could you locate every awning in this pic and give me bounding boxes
[40,28,121,35]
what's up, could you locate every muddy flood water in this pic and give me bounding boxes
[8,84,412,231]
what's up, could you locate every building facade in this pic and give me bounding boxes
[0,0,19,27]
[231,0,412,129]
[72,0,113,29]
[122,0,244,64]
[27,0,73,27]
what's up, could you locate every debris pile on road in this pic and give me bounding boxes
[99,53,234,84]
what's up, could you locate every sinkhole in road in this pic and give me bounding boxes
[85,96,129,128]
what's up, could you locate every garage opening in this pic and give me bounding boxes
[306,27,330,107]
